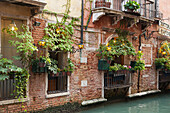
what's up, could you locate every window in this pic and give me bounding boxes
[0,18,26,101]
[48,74,68,94]
[0,75,17,101]
[141,44,153,67]
[47,51,68,94]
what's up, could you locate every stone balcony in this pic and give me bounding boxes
[92,0,159,23]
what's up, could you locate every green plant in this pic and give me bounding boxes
[109,63,121,71]
[155,57,169,70]
[124,0,140,11]
[47,58,59,74]
[96,29,136,60]
[3,25,38,69]
[134,51,145,71]
[158,41,170,57]
[66,58,75,72]
[134,60,145,71]
[43,12,79,52]
[0,54,22,80]
[165,61,170,70]
[3,25,36,111]
[109,63,132,71]
[0,54,29,104]
[155,58,168,66]
[96,44,114,60]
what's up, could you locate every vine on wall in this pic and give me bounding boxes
[2,25,37,111]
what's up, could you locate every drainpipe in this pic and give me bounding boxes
[138,31,146,93]
[80,0,84,57]
[81,0,84,44]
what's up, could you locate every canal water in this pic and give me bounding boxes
[79,93,170,113]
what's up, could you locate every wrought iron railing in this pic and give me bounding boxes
[93,0,156,20]
[104,70,132,89]
[155,11,163,19]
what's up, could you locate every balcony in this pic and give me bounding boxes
[0,0,47,14]
[104,70,132,89]
[159,71,170,90]
[92,0,156,23]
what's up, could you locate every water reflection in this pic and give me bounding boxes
[80,93,170,113]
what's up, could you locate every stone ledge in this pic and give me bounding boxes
[0,98,29,106]
[128,90,161,98]
[46,92,70,99]
[81,98,107,106]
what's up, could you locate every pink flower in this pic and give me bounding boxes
[128,66,131,69]
[123,65,127,68]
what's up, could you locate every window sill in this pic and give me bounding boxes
[0,98,29,106]
[46,92,70,99]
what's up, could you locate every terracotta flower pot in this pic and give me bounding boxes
[105,2,111,8]
[127,8,134,12]
[66,71,72,76]
[95,1,105,8]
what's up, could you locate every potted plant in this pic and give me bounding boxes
[105,0,111,8]
[31,56,48,73]
[124,0,140,12]
[155,58,168,69]
[95,0,111,8]
[65,58,75,76]
[96,44,113,71]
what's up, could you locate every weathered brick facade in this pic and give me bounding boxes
[0,0,170,112]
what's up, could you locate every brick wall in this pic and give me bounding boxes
[0,14,167,113]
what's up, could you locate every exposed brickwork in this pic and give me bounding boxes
[1,1,170,112]
[31,18,47,45]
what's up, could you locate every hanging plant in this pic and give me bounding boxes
[109,28,136,57]
[96,28,136,60]
[158,41,170,57]
[43,12,79,52]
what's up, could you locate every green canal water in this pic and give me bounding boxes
[79,93,170,113]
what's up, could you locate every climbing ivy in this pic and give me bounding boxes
[3,25,38,69]
[2,25,37,111]
[134,51,145,71]
[43,15,77,52]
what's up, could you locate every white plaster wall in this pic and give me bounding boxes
[44,0,81,18]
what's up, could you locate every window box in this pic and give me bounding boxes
[32,59,48,73]
[98,59,110,71]
[164,70,170,76]
[95,1,111,8]
[105,2,111,8]
[123,11,141,16]
[130,61,137,68]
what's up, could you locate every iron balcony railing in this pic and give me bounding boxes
[93,0,157,20]
[104,70,132,89]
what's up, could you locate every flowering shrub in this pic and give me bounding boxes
[109,63,132,71]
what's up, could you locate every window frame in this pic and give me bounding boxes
[45,50,70,98]
[45,73,70,98]
[141,44,153,67]
[0,15,29,104]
